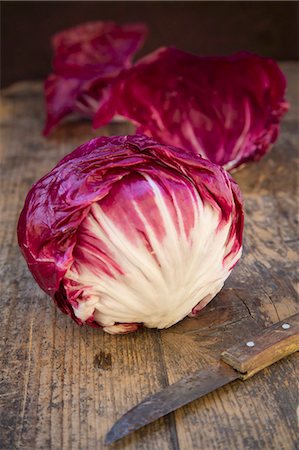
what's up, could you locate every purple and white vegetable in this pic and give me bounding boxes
[18,135,243,334]
[93,48,288,170]
[43,21,147,136]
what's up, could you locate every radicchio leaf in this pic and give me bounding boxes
[93,48,288,170]
[43,21,148,136]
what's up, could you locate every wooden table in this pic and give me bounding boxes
[1,63,298,450]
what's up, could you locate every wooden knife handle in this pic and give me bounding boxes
[221,313,299,380]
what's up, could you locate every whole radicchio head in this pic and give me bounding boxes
[18,135,243,334]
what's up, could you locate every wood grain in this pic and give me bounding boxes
[0,62,298,450]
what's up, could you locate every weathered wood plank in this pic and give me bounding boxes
[0,62,298,450]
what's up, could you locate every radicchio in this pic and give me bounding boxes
[18,135,243,334]
[43,21,147,136]
[93,48,288,170]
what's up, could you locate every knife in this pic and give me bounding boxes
[105,312,299,445]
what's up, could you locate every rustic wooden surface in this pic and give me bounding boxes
[0,62,298,450]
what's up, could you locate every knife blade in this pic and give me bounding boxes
[105,312,299,444]
[105,362,237,444]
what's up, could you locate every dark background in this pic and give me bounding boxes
[1,1,299,88]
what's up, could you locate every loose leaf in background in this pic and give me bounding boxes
[43,21,148,135]
[94,48,288,170]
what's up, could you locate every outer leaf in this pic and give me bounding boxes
[93,48,288,170]
[43,21,147,135]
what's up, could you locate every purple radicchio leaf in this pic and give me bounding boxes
[93,48,288,171]
[18,135,243,334]
[43,21,148,136]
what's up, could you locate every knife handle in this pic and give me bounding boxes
[221,313,299,380]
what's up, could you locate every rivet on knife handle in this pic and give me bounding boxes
[221,313,299,380]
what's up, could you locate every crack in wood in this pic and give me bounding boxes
[16,318,33,448]
[260,286,281,322]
